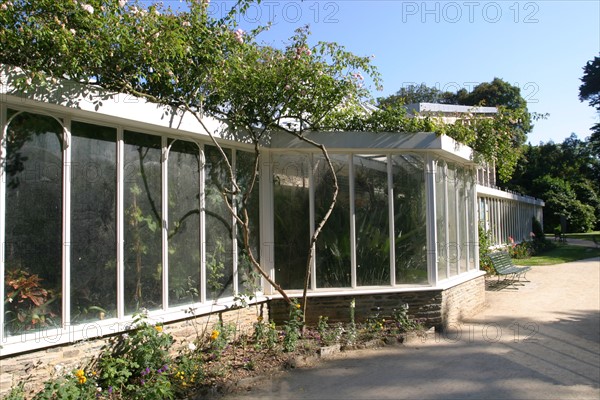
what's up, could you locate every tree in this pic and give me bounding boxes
[373,79,534,182]
[579,54,600,157]
[532,175,596,233]
[579,55,600,109]
[506,134,600,232]
[459,78,532,150]
[461,78,527,110]
[0,0,380,312]
[377,83,459,107]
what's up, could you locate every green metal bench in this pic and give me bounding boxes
[487,251,531,288]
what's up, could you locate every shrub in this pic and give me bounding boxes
[208,321,236,359]
[531,217,554,253]
[390,303,425,334]
[97,313,175,399]
[479,223,494,273]
[33,369,100,400]
[252,317,278,350]
[171,343,203,393]
[3,383,25,400]
[283,300,303,352]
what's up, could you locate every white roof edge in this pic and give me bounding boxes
[270,131,475,163]
[1,65,225,140]
[476,184,545,206]
[405,102,498,114]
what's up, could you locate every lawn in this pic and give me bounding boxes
[515,244,600,266]
[545,231,600,240]
[563,231,600,240]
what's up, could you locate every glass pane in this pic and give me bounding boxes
[435,161,448,280]
[204,145,233,301]
[236,150,261,296]
[354,155,390,286]
[71,121,117,323]
[457,167,469,274]
[4,112,63,336]
[123,131,162,314]
[315,154,351,288]
[466,170,477,271]
[392,154,428,284]
[447,164,459,277]
[168,140,201,307]
[273,153,311,290]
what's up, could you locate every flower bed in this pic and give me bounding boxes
[4,303,427,400]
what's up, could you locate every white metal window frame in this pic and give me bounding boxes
[0,97,488,356]
[266,150,481,292]
[0,103,264,356]
[476,185,545,248]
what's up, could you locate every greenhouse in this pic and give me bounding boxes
[0,80,542,359]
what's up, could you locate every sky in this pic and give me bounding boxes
[179,0,600,145]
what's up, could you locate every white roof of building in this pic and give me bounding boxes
[405,102,498,115]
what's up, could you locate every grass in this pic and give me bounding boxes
[545,231,600,241]
[563,231,600,240]
[516,244,600,266]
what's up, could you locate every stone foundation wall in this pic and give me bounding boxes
[270,275,486,330]
[441,275,486,328]
[270,291,444,327]
[0,303,267,398]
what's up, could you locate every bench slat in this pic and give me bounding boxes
[487,251,531,278]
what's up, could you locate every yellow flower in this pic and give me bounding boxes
[210,330,220,341]
[295,303,301,309]
[75,369,85,378]
[78,376,87,384]
[155,325,163,333]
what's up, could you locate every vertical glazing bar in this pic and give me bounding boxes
[443,164,450,279]
[494,199,500,246]
[63,118,72,328]
[425,155,438,286]
[497,199,501,245]
[116,128,125,319]
[518,201,521,240]
[308,153,316,290]
[465,180,470,271]
[502,200,506,243]
[491,199,500,245]
[349,154,357,289]
[161,136,168,311]
[232,150,238,296]
[0,104,7,343]
[507,200,510,242]
[508,200,511,241]
[463,175,468,272]
[524,202,527,239]
[496,199,501,245]
[387,154,395,286]
[472,175,479,271]
[199,145,207,303]
[259,150,274,295]
[454,172,460,274]
[510,200,514,240]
